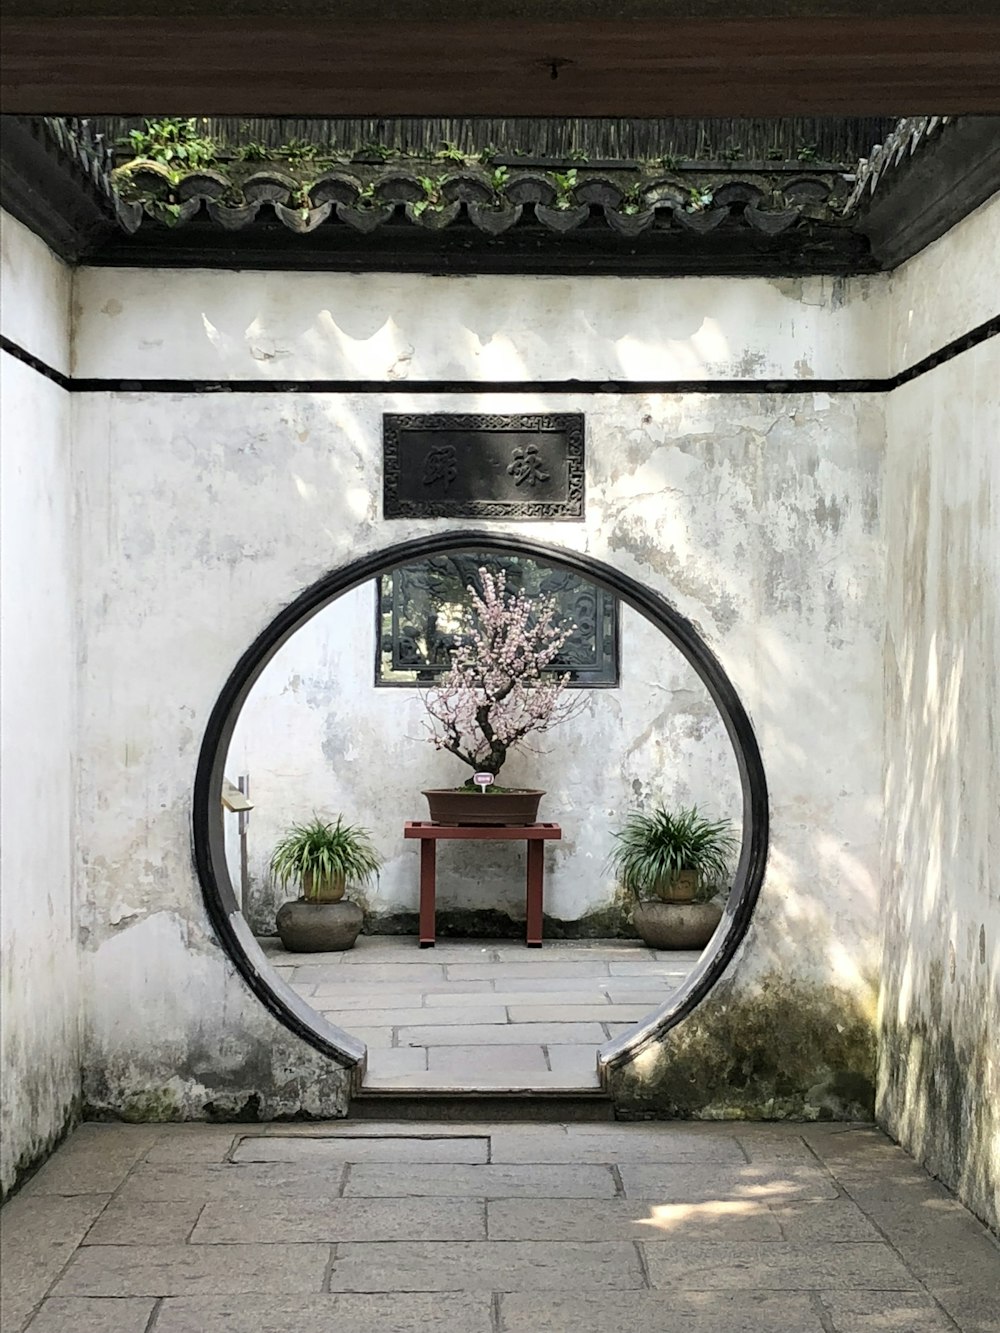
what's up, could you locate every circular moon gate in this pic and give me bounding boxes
[193,531,769,1080]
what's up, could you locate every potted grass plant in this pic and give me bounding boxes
[271,815,381,952]
[609,805,737,949]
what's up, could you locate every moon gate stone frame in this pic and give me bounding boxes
[192,532,769,1086]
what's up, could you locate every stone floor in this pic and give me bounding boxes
[262,935,701,1089]
[3,1119,998,1332]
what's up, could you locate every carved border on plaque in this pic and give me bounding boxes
[383,412,585,520]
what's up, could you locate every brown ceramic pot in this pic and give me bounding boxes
[632,901,723,950]
[422,788,545,826]
[275,898,363,952]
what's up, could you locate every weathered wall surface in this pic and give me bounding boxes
[71,266,886,1117]
[880,194,1000,1228]
[0,213,80,1196]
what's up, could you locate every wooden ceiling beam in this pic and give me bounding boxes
[3,18,1000,115]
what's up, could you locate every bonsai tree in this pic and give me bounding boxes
[423,566,583,784]
[609,805,737,903]
[269,815,381,904]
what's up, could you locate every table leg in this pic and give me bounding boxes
[419,838,436,947]
[525,840,544,947]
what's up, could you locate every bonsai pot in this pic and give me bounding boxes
[275,898,363,952]
[422,788,544,826]
[632,900,723,950]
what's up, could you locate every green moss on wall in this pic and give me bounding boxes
[608,972,877,1120]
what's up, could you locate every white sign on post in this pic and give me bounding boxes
[473,772,495,793]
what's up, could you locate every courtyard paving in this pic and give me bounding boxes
[2,1119,998,1332]
[262,935,701,1089]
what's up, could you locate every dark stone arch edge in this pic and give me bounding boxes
[192,530,769,1089]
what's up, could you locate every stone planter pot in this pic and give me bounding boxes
[422,788,544,826]
[275,898,363,952]
[632,900,723,950]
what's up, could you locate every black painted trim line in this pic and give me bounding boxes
[4,314,998,397]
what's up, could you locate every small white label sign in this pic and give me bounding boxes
[473,773,495,789]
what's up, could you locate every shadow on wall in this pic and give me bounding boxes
[880,416,999,1230]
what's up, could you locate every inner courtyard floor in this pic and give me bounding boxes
[263,935,701,1089]
[2,1119,998,1332]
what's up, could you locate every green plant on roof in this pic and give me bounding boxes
[278,138,320,164]
[126,118,217,170]
[608,805,737,904]
[720,143,744,162]
[766,146,785,161]
[686,186,715,213]
[236,141,270,162]
[489,165,510,199]
[660,152,684,171]
[551,169,579,209]
[797,142,820,163]
[411,176,446,216]
[568,148,590,163]
[436,140,467,164]
[269,815,382,903]
[357,141,394,161]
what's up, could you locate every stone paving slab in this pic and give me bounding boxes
[319,1005,510,1027]
[231,1133,489,1164]
[116,1161,348,1202]
[0,1194,112,1333]
[488,1125,746,1164]
[362,1070,603,1091]
[424,1044,550,1078]
[642,1240,919,1291]
[18,1126,159,1197]
[308,979,497,1000]
[400,1020,607,1046]
[818,1291,960,1332]
[192,1196,487,1243]
[365,1047,429,1077]
[152,1292,494,1332]
[546,1045,602,1076]
[620,1162,840,1203]
[447,962,615,980]
[767,1200,884,1242]
[499,1290,825,1332]
[329,1238,645,1292]
[344,1025,396,1047]
[83,1199,204,1246]
[344,1163,617,1198]
[23,1297,156,1333]
[144,1129,242,1164]
[488,1197,783,1241]
[423,988,612,1007]
[506,1003,657,1023]
[298,963,448,984]
[52,1244,330,1297]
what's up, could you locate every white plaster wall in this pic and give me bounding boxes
[71,269,886,383]
[228,589,741,933]
[887,192,1000,373]
[70,253,886,1110]
[0,212,79,1195]
[881,192,1000,1228]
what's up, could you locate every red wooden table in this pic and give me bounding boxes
[403,821,562,947]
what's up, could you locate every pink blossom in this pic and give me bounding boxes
[423,568,584,778]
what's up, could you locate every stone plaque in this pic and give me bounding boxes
[382,413,584,520]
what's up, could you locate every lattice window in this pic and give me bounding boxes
[376,553,619,688]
